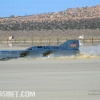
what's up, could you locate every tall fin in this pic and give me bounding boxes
[59,40,79,50]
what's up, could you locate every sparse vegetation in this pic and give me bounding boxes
[0,29,100,40]
[0,5,100,40]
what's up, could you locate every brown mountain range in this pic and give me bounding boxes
[0,5,100,30]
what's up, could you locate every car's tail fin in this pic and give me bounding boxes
[59,40,79,50]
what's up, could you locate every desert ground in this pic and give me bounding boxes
[0,43,100,100]
[0,59,100,100]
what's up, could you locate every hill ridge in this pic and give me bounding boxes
[0,5,100,30]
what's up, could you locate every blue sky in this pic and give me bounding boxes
[0,0,100,17]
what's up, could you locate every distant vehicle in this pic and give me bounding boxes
[79,35,84,39]
[0,40,79,60]
[8,36,14,40]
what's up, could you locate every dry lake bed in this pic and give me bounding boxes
[0,58,100,100]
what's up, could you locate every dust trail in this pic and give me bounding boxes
[80,45,100,55]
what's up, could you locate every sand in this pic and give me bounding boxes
[0,59,100,100]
